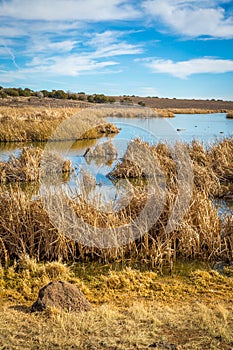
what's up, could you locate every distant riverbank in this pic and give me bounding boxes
[1,95,233,112]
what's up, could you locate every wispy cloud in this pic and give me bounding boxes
[143,57,233,78]
[87,31,143,58]
[0,39,20,69]
[0,0,140,21]
[26,54,118,76]
[142,0,233,38]
[29,39,78,53]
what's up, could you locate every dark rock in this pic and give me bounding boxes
[31,280,92,312]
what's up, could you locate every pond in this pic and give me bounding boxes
[1,113,232,161]
[107,112,233,146]
[0,113,232,214]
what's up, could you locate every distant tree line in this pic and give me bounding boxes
[0,87,32,98]
[0,86,148,106]
[0,86,117,104]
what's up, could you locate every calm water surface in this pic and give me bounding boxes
[1,113,232,160]
[107,113,233,146]
[0,113,232,213]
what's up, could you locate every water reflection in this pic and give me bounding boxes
[214,198,233,216]
[0,113,232,216]
[107,113,233,145]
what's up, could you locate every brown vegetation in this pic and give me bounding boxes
[0,107,119,141]
[1,95,233,111]
[0,139,232,267]
[0,258,233,349]
[2,94,233,110]
[0,147,71,183]
[170,108,228,114]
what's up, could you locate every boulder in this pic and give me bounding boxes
[31,280,92,312]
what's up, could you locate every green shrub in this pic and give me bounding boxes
[4,88,19,97]
[0,91,7,98]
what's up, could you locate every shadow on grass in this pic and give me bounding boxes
[9,305,32,314]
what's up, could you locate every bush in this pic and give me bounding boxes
[36,91,44,98]
[52,90,68,99]
[77,94,86,101]
[17,88,32,97]
[93,94,109,103]
[138,101,146,107]
[108,97,116,103]
[41,90,50,97]
[4,88,19,97]
[0,91,7,99]
[87,95,94,103]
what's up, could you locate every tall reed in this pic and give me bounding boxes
[0,138,232,266]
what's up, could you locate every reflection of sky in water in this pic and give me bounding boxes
[214,199,233,217]
[107,113,233,145]
[1,113,232,214]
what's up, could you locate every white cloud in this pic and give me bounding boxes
[0,0,139,21]
[0,25,144,86]
[22,30,143,76]
[144,57,233,78]
[142,0,233,38]
[88,31,143,58]
[94,43,143,57]
[0,53,119,84]
[30,39,78,53]
[25,54,118,76]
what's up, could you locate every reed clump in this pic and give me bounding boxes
[0,186,77,262]
[0,147,71,183]
[208,138,233,183]
[0,107,78,142]
[0,139,232,266]
[83,106,174,118]
[153,109,175,117]
[171,108,228,114]
[0,107,119,141]
[226,112,233,118]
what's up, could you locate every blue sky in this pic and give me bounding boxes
[0,0,233,99]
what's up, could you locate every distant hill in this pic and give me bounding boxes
[1,94,233,111]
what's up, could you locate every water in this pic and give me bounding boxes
[107,113,233,146]
[0,113,232,214]
[1,113,232,161]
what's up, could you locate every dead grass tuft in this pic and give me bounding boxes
[0,138,232,267]
[0,106,119,141]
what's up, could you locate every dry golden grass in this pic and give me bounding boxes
[0,301,232,350]
[170,108,228,114]
[82,107,175,118]
[0,107,77,141]
[0,138,232,266]
[0,258,233,349]
[153,108,175,117]
[226,112,233,118]
[0,147,71,183]
[0,106,119,141]
[208,138,233,183]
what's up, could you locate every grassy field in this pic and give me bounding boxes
[0,106,232,349]
[0,258,233,349]
[1,95,233,111]
[0,107,119,141]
